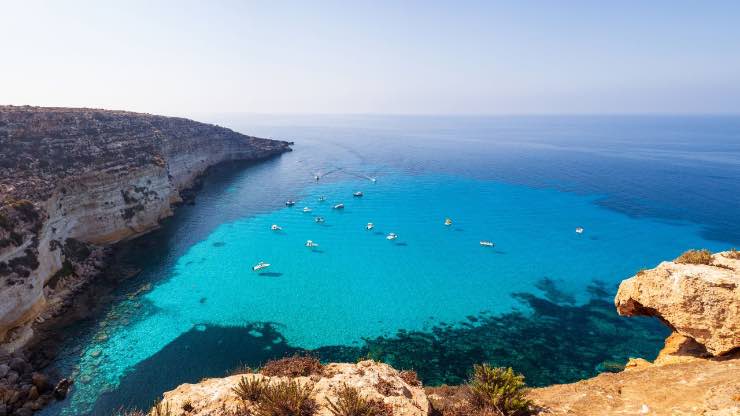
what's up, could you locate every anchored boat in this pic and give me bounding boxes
[353,191,363,197]
[285,200,296,206]
[333,203,345,209]
[271,224,282,231]
[575,227,584,234]
[303,207,312,213]
[252,261,271,271]
[386,232,398,240]
[444,218,453,226]
[315,216,325,223]
[366,222,374,230]
[480,241,494,247]
[305,240,319,248]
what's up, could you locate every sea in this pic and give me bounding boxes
[39,115,740,415]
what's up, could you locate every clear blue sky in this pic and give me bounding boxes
[2,1,739,115]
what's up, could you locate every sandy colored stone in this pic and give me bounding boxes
[615,251,739,356]
[529,353,740,416]
[160,361,429,416]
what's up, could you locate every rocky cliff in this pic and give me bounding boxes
[0,106,291,351]
[153,251,739,416]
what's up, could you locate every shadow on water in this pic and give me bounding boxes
[88,279,668,414]
[258,272,284,277]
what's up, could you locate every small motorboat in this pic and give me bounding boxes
[353,191,363,197]
[271,224,282,231]
[305,240,319,248]
[370,178,377,183]
[252,261,270,271]
[315,216,325,223]
[366,222,374,230]
[333,203,345,209]
[318,196,326,202]
[444,218,453,226]
[303,207,312,213]
[575,227,584,234]
[386,233,398,240]
[285,200,296,206]
[480,241,495,247]
[315,174,320,181]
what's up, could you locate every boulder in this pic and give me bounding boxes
[161,360,428,416]
[615,251,739,355]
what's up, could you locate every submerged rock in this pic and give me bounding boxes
[615,250,739,356]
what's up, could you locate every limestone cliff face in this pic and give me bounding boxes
[615,251,739,356]
[0,106,291,349]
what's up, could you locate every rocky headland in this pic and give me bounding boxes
[0,106,290,414]
[150,251,739,416]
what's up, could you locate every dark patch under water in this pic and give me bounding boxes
[90,279,668,413]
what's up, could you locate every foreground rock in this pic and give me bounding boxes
[161,361,428,416]
[615,250,739,356]
[0,106,291,352]
[529,353,739,415]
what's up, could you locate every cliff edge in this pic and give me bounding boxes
[0,106,291,351]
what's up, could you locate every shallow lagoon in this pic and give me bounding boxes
[41,115,739,415]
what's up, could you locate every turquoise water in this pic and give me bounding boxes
[40,115,739,415]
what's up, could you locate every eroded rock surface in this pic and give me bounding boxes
[529,353,740,416]
[615,251,739,356]
[161,360,429,416]
[0,106,291,350]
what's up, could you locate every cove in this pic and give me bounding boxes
[46,173,719,415]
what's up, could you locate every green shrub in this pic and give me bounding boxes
[326,384,392,416]
[233,376,267,402]
[255,380,317,416]
[675,249,713,265]
[468,365,532,416]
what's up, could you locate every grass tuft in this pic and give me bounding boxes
[233,375,267,402]
[255,380,317,416]
[675,249,713,265]
[724,248,740,259]
[326,384,393,416]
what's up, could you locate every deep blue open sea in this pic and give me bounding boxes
[40,115,740,415]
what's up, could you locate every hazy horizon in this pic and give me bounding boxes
[2,1,740,116]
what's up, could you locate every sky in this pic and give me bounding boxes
[1,1,739,116]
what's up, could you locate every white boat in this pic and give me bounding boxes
[480,241,495,247]
[252,261,270,271]
[285,200,295,206]
[366,222,374,230]
[271,224,282,231]
[444,218,453,226]
[303,207,312,213]
[318,196,326,202]
[575,227,584,234]
[386,233,398,240]
[315,216,325,223]
[333,203,345,209]
[305,240,319,248]
[370,178,377,183]
[353,191,363,197]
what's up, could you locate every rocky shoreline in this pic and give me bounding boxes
[0,106,292,415]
